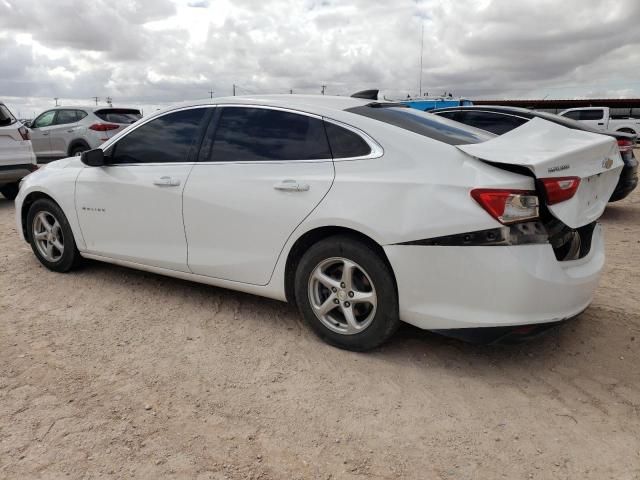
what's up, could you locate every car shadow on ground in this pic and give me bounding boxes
[76,257,582,373]
[601,202,640,222]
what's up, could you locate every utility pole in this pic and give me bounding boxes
[419,23,424,97]
[290,89,293,94]
[106,96,113,107]
[321,85,326,95]
[209,89,215,99]
[92,96,99,106]
[54,97,59,106]
[233,84,236,96]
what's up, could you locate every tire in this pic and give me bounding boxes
[70,145,88,156]
[294,235,400,351]
[0,182,19,200]
[27,198,82,272]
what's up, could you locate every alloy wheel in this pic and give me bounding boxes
[308,257,377,335]
[32,211,64,262]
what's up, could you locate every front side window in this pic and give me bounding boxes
[324,122,371,158]
[33,111,56,128]
[562,111,581,121]
[208,107,331,162]
[109,108,207,164]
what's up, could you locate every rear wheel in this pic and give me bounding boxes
[294,235,399,351]
[0,182,19,200]
[70,145,88,157]
[27,198,82,272]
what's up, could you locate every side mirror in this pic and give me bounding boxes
[81,148,106,167]
[23,121,32,128]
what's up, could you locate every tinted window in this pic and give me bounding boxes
[432,111,460,121]
[55,110,78,125]
[324,122,371,158]
[95,108,142,124]
[76,110,88,121]
[457,111,528,135]
[33,111,56,128]
[579,110,604,121]
[562,111,581,120]
[209,107,331,162]
[110,108,207,164]
[0,104,16,127]
[348,105,494,145]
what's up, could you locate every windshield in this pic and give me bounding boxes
[346,105,494,145]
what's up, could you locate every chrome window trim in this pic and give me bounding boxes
[322,117,384,161]
[98,103,383,166]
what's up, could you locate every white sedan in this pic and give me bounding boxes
[15,95,623,350]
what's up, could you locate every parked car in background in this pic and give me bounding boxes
[29,106,142,162]
[0,102,37,200]
[431,105,638,202]
[16,96,623,350]
[558,107,640,135]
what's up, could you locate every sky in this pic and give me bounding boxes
[1,0,639,118]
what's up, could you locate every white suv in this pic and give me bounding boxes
[0,102,37,200]
[29,106,141,161]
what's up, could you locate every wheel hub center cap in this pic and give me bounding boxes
[337,290,347,301]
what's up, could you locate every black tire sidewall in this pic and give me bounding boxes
[294,235,399,351]
[71,146,87,157]
[27,199,79,272]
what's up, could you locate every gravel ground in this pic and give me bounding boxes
[1,176,639,479]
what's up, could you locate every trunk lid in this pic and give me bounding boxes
[457,117,624,228]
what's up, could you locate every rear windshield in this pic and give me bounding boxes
[94,108,142,124]
[346,105,494,145]
[0,104,17,127]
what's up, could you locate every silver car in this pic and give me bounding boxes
[29,106,142,161]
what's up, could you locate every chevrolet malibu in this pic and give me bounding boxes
[15,95,623,350]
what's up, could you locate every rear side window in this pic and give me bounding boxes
[95,109,142,124]
[561,111,581,121]
[0,104,16,127]
[55,110,79,125]
[208,107,331,162]
[456,111,528,135]
[109,108,207,164]
[347,105,494,145]
[432,111,460,121]
[324,122,371,158]
[578,110,604,121]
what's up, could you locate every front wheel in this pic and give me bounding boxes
[27,198,82,272]
[294,235,400,351]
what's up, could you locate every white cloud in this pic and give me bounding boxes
[1,0,639,117]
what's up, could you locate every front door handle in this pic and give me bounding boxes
[274,179,310,192]
[153,176,181,187]
[42,132,50,136]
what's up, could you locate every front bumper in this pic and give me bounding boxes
[384,224,604,330]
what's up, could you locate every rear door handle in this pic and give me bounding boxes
[274,179,310,192]
[153,176,181,187]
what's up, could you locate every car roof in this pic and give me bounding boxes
[156,95,381,117]
[45,106,141,112]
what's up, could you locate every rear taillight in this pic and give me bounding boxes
[617,139,634,153]
[18,126,30,140]
[470,189,539,224]
[89,123,119,131]
[540,177,580,205]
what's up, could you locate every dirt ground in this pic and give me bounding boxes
[1,173,639,480]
